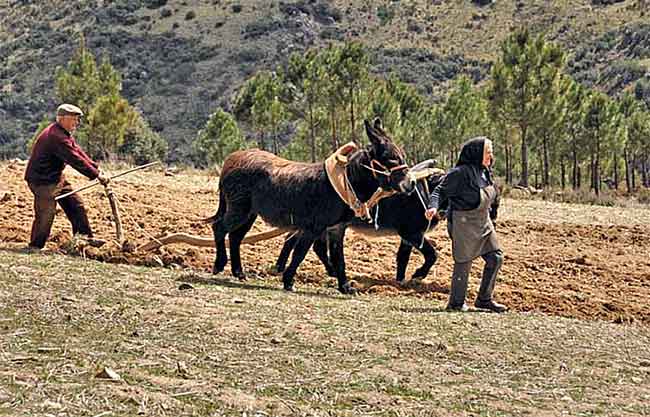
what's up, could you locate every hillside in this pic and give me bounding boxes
[1,0,649,160]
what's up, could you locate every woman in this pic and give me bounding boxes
[424,137,506,313]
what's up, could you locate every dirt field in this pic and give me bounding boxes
[2,160,649,324]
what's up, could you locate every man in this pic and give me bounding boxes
[24,103,110,250]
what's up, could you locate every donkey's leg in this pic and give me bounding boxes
[211,190,229,274]
[312,232,336,277]
[395,239,413,283]
[212,194,252,275]
[228,215,257,280]
[282,232,316,292]
[327,225,356,294]
[411,236,438,280]
[275,232,299,274]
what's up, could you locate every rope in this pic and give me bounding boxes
[374,202,380,230]
[343,165,369,219]
[413,182,432,249]
[361,164,391,177]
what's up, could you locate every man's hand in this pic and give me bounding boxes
[424,207,437,221]
[97,170,110,186]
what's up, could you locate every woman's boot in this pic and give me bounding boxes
[474,250,507,313]
[446,261,471,311]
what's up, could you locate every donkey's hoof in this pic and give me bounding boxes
[213,259,227,275]
[411,269,428,280]
[339,284,358,295]
[233,271,247,281]
[283,284,296,292]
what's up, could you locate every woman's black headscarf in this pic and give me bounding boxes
[456,136,493,185]
[457,136,488,167]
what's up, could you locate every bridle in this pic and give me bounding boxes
[362,159,409,178]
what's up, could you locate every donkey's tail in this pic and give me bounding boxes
[203,188,226,225]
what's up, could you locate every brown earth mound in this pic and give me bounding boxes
[2,161,649,323]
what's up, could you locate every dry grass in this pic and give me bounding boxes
[500,197,650,227]
[1,248,650,416]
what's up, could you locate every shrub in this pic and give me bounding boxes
[119,115,168,164]
[243,16,283,39]
[146,0,167,9]
[377,5,395,25]
[185,10,196,20]
[407,19,423,33]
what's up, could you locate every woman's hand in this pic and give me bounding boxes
[424,208,437,221]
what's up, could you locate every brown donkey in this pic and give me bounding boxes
[210,119,413,294]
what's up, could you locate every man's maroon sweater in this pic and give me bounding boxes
[25,123,100,185]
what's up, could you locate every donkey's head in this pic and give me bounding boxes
[363,118,413,193]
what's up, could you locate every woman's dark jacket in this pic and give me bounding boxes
[428,137,499,221]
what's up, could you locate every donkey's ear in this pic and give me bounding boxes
[373,117,383,130]
[364,119,382,147]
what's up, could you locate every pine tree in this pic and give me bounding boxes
[285,50,326,162]
[193,108,246,167]
[251,71,287,154]
[54,35,164,161]
[487,27,565,187]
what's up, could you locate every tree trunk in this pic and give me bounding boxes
[632,155,637,190]
[560,157,566,189]
[519,124,529,187]
[578,165,581,189]
[508,145,514,184]
[505,145,511,184]
[572,139,578,190]
[590,151,596,194]
[273,128,279,155]
[643,153,649,187]
[624,146,631,193]
[613,151,619,190]
[330,109,338,151]
[543,135,550,187]
[349,87,356,143]
[594,136,601,196]
[309,100,316,162]
[258,130,265,151]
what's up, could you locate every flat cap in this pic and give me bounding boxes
[56,103,84,116]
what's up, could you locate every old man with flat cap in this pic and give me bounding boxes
[24,103,110,250]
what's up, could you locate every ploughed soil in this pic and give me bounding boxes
[2,161,649,324]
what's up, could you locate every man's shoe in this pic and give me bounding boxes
[74,234,106,248]
[475,299,508,313]
[24,245,43,254]
[86,238,107,248]
[446,303,469,312]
